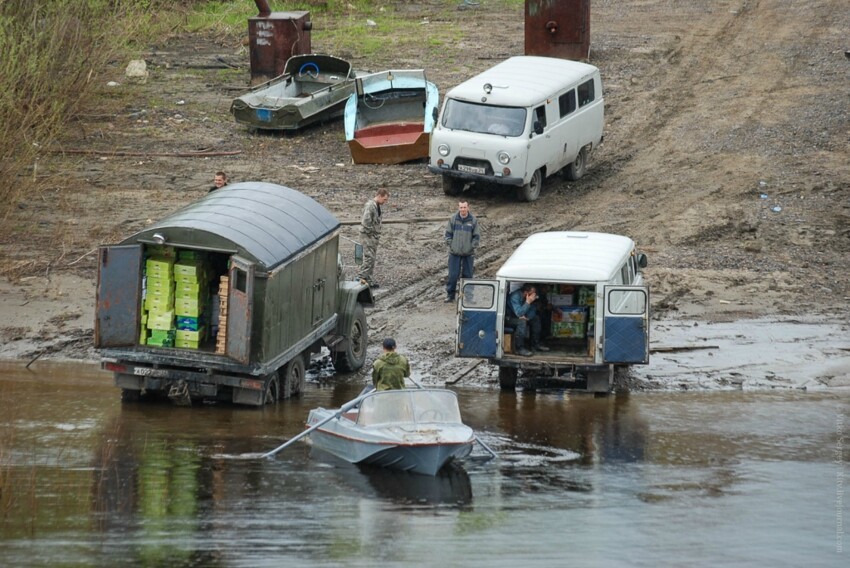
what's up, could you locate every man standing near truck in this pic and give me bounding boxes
[444,200,481,303]
[358,188,389,288]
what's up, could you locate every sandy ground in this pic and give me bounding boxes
[0,0,848,391]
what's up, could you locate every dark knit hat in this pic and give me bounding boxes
[382,337,396,350]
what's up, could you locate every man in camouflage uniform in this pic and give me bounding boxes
[371,337,410,391]
[357,188,389,288]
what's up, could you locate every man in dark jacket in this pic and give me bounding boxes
[444,200,481,302]
[371,337,410,390]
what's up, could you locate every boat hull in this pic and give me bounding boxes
[348,124,430,165]
[306,389,475,476]
[230,54,357,131]
[309,425,473,476]
[344,70,438,164]
[231,98,351,131]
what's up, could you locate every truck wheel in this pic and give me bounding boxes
[263,375,280,404]
[517,169,542,202]
[442,176,464,196]
[281,356,305,399]
[498,366,518,391]
[565,146,587,181]
[333,303,368,372]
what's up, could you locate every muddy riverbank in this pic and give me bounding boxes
[0,1,848,390]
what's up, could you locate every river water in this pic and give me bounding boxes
[0,361,846,567]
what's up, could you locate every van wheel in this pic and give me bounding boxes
[443,176,464,196]
[333,303,368,372]
[565,146,587,181]
[517,169,542,202]
[281,357,305,399]
[498,366,518,391]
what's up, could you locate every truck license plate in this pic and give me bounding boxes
[457,164,485,174]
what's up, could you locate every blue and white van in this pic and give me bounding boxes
[429,56,604,202]
[455,232,649,392]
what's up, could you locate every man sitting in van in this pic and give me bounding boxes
[507,284,550,357]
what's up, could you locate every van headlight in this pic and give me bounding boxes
[497,151,510,165]
[438,144,450,157]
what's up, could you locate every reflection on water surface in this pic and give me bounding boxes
[0,361,846,566]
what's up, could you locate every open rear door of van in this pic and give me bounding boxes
[455,279,499,358]
[602,285,650,364]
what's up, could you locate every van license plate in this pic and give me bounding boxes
[457,164,485,174]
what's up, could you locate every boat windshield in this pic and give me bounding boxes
[442,99,526,137]
[357,390,463,426]
[358,69,427,95]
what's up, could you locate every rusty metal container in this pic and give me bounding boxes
[248,1,312,85]
[525,0,591,61]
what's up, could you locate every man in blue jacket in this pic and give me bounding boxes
[444,201,481,302]
[507,284,550,357]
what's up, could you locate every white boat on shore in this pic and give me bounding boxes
[306,388,474,476]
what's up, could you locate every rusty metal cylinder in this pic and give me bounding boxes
[525,0,591,60]
[248,9,312,85]
[254,0,271,17]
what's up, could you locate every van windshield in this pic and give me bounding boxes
[442,100,526,137]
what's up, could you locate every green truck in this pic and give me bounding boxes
[95,182,372,406]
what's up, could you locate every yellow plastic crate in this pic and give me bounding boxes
[174,298,203,317]
[176,327,206,342]
[146,256,174,276]
[175,338,200,349]
[146,310,175,330]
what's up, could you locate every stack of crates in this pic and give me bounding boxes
[550,285,588,338]
[144,254,176,346]
[578,286,595,335]
[173,252,208,349]
[215,275,228,354]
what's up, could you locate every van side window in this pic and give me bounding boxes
[559,90,577,117]
[533,105,546,129]
[578,79,595,108]
[613,267,624,285]
[621,264,632,285]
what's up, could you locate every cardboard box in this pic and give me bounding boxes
[552,306,587,323]
[503,333,513,353]
[550,293,574,306]
[175,338,200,349]
[551,321,586,338]
[578,287,595,306]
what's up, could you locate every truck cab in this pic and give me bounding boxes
[455,232,649,392]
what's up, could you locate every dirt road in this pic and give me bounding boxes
[1,1,847,388]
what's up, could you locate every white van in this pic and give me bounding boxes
[429,56,604,202]
[455,232,649,392]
